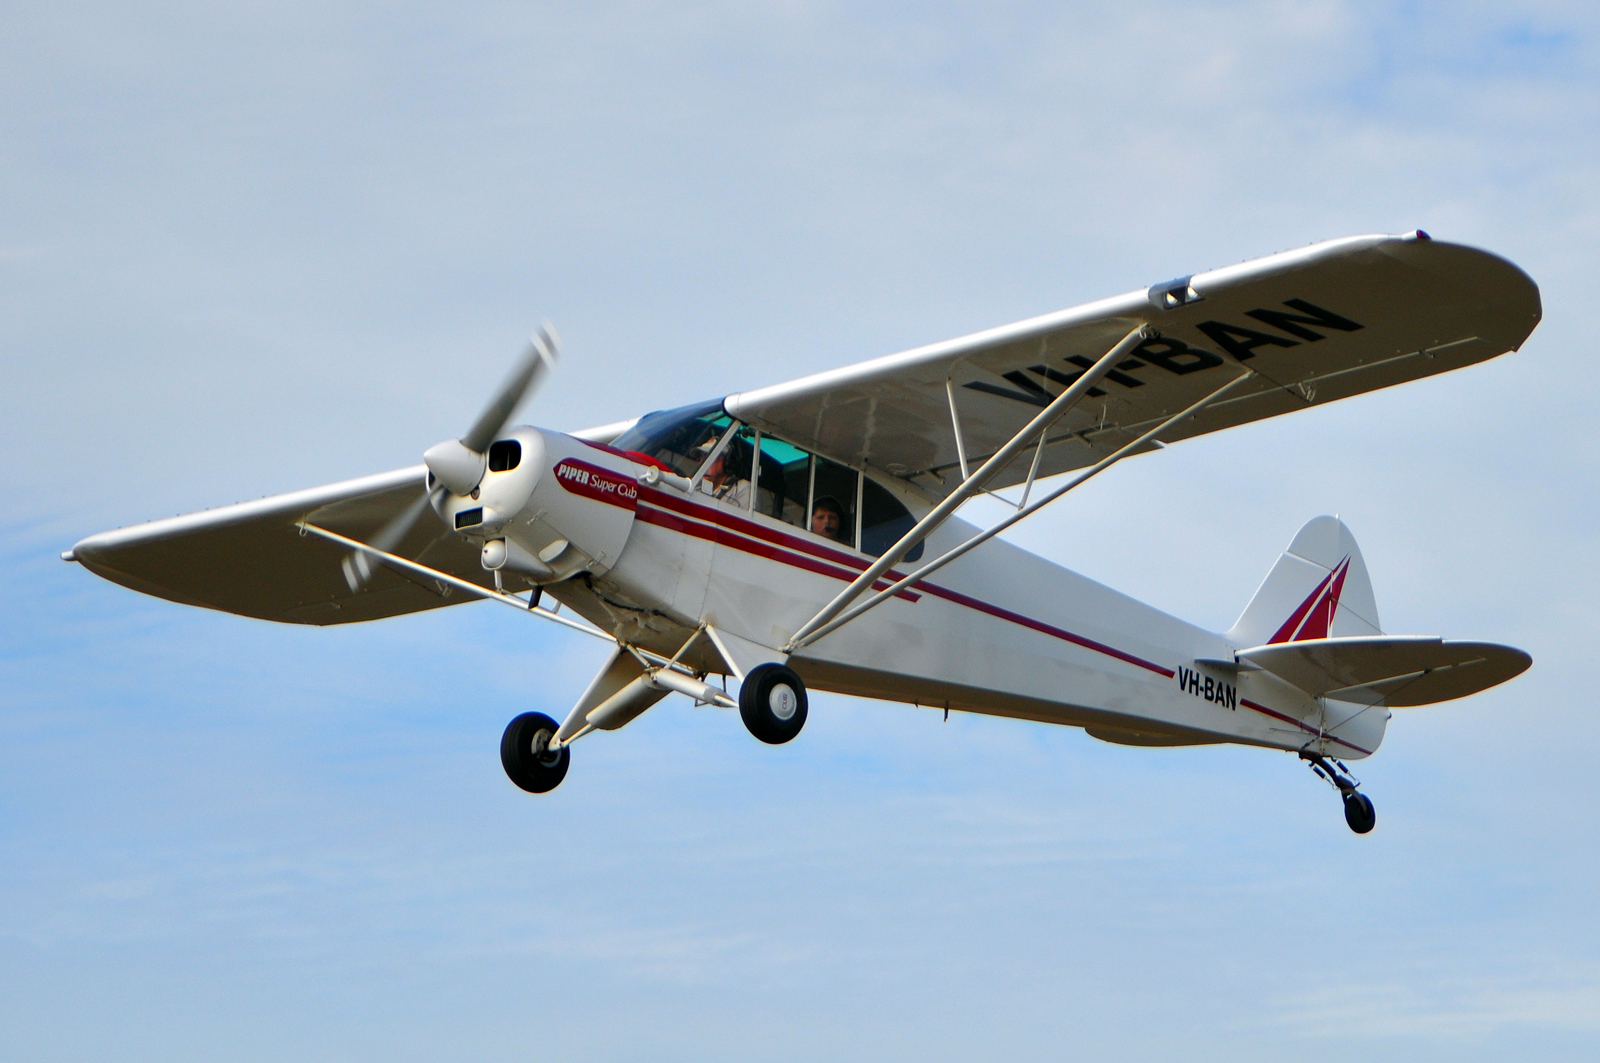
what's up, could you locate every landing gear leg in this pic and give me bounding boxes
[1299,750,1376,834]
[501,712,571,793]
[738,663,808,745]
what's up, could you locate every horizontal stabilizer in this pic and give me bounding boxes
[1237,636,1531,707]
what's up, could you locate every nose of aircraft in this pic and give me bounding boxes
[431,427,546,535]
[421,325,558,498]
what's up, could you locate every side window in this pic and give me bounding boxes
[809,456,857,549]
[861,477,924,562]
[757,435,810,528]
[687,423,872,554]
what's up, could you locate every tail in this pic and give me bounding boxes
[1228,516,1382,646]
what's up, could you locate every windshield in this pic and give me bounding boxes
[611,400,732,478]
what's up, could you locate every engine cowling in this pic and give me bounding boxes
[433,428,639,582]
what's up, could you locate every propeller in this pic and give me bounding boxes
[341,324,561,593]
[424,325,560,495]
[340,488,439,591]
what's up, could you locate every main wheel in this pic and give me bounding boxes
[1343,791,1376,834]
[738,663,808,745]
[500,712,570,793]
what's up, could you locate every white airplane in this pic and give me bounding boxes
[66,231,1539,833]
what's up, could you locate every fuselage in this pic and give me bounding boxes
[451,423,1386,760]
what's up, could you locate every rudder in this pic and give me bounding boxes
[1228,516,1382,647]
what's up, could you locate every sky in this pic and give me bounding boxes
[3,2,1598,1060]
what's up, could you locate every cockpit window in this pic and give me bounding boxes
[618,406,924,561]
[488,440,521,472]
[611,400,732,478]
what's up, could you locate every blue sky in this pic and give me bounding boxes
[3,3,1597,1060]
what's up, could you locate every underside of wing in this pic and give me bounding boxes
[69,467,493,625]
[1085,725,1225,747]
[1237,636,1532,707]
[725,233,1541,495]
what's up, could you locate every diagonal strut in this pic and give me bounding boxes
[783,324,1154,651]
[786,369,1255,649]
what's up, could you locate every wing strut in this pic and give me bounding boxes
[296,522,737,745]
[296,521,615,644]
[944,377,973,482]
[785,368,1256,651]
[783,324,1153,651]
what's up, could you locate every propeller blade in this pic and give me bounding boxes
[372,486,438,554]
[461,325,560,455]
[341,483,444,592]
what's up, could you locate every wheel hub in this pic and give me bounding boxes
[532,727,561,766]
[768,684,798,721]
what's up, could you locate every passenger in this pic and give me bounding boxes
[810,496,846,541]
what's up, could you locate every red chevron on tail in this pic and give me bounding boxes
[1267,556,1350,644]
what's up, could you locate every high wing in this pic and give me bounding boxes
[68,422,627,626]
[70,233,1539,628]
[725,233,1541,494]
[69,466,493,626]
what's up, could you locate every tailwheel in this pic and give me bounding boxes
[501,711,570,793]
[738,663,808,745]
[1299,749,1376,834]
[1343,791,1377,834]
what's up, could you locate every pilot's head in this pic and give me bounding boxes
[696,438,734,486]
[811,496,845,541]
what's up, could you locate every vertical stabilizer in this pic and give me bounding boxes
[1228,516,1382,647]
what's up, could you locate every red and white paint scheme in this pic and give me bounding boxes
[65,232,1539,832]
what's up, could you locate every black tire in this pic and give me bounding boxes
[1343,792,1376,834]
[738,663,808,745]
[500,712,570,793]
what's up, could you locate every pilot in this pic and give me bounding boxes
[810,496,846,542]
[701,439,753,508]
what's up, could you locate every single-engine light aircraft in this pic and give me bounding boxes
[67,232,1539,833]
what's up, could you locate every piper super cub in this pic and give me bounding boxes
[67,231,1539,833]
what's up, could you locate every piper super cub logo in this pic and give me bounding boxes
[554,459,639,510]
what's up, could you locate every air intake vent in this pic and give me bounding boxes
[488,440,522,472]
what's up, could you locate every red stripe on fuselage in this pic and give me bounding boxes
[633,503,917,598]
[913,581,1175,678]
[638,486,921,598]
[634,484,1170,677]
[599,445,1342,747]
